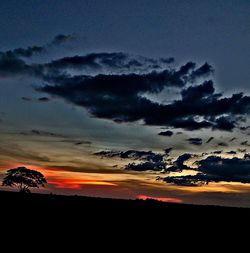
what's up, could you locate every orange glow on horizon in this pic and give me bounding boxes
[137,195,183,203]
[0,164,118,189]
[50,179,117,189]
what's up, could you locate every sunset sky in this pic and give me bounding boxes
[0,0,250,207]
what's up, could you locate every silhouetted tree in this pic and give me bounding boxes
[2,167,47,193]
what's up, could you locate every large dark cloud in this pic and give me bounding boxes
[94,150,165,163]
[39,78,250,131]
[162,154,250,186]
[1,36,250,132]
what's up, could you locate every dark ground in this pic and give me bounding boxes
[0,190,248,242]
[1,190,249,217]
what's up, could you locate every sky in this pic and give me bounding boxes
[0,0,250,207]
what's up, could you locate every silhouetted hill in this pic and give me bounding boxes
[1,190,249,240]
[1,190,249,217]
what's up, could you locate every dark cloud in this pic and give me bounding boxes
[74,141,91,145]
[160,57,175,64]
[241,141,250,146]
[218,142,228,147]
[0,35,75,78]
[206,137,214,143]
[162,174,206,186]
[56,139,92,145]
[240,126,250,131]
[1,36,250,132]
[187,138,203,145]
[21,97,32,101]
[226,151,237,155]
[38,97,50,102]
[94,149,164,163]
[11,46,44,58]
[125,161,166,172]
[46,53,126,70]
[45,52,173,73]
[168,117,212,131]
[158,130,173,137]
[212,116,236,131]
[201,152,209,156]
[51,34,76,45]
[189,62,214,82]
[212,150,223,154]
[166,153,193,173]
[0,51,32,77]
[164,148,173,155]
[20,129,65,138]
[39,78,250,131]
[162,155,250,186]
[238,149,247,153]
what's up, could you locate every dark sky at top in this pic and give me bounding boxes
[0,0,249,92]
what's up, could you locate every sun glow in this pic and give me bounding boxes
[50,179,117,189]
[137,195,183,203]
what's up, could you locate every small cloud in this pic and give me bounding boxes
[226,151,237,155]
[125,161,166,172]
[238,149,247,153]
[20,129,65,138]
[176,132,183,135]
[51,34,76,45]
[74,141,91,145]
[240,126,250,131]
[206,137,214,143]
[241,141,250,146]
[38,97,50,102]
[164,148,173,155]
[158,130,173,137]
[21,97,32,101]
[213,150,223,154]
[187,138,202,146]
[94,149,165,163]
[218,142,228,147]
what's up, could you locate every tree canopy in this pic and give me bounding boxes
[2,167,47,193]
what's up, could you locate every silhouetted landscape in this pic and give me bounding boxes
[1,190,250,218]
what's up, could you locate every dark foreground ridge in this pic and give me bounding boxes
[1,190,249,236]
[1,190,249,215]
